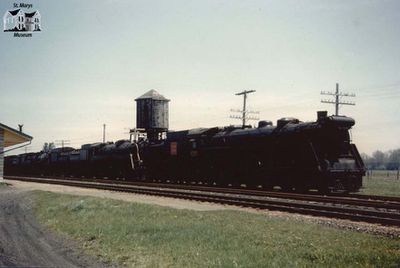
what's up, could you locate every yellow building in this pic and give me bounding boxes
[0,123,32,180]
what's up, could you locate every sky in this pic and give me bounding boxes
[1,0,399,155]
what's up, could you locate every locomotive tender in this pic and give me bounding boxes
[5,90,365,192]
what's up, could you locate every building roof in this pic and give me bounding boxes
[8,9,20,16]
[0,123,33,147]
[135,89,170,101]
[25,11,37,17]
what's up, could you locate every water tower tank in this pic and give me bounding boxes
[135,89,170,131]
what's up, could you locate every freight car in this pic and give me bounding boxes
[4,111,365,193]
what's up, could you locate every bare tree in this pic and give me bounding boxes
[42,142,55,152]
[362,149,400,170]
[387,149,400,170]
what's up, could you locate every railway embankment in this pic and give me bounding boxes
[1,180,400,267]
[33,190,400,267]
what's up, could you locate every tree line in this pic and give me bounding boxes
[361,149,400,170]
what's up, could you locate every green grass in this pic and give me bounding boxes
[33,191,400,268]
[366,170,400,180]
[0,182,9,187]
[361,170,400,197]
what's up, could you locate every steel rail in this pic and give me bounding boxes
[5,176,400,227]
[7,175,399,210]
[340,193,400,203]
[128,180,400,210]
[5,175,400,210]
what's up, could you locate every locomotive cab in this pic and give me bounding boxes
[311,114,365,192]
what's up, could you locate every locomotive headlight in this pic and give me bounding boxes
[332,159,356,170]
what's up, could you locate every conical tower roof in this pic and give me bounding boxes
[135,89,170,101]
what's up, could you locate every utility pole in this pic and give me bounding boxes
[103,124,106,143]
[24,146,31,154]
[230,90,259,127]
[321,83,356,115]
[55,140,70,149]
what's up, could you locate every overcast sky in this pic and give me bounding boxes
[1,0,399,155]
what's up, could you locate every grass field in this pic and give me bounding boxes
[361,170,400,197]
[34,191,400,268]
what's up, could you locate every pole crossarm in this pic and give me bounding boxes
[321,91,356,97]
[321,100,355,105]
[54,140,71,149]
[321,83,356,115]
[235,90,256,96]
[230,90,259,127]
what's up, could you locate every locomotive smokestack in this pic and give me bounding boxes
[258,120,272,128]
[317,111,328,121]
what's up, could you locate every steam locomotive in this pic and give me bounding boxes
[4,90,365,192]
[4,110,365,193]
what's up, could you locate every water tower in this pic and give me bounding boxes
[135,89,170,141]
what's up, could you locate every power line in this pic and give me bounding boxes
[355,81,400,98]
[321,83,356,116]
[360,90,400,98]
[54,140,71,149]
[358,81,400,91]
[230,90,259,127]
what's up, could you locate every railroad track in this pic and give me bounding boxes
[8,174,400,205]
[5,175,400,227]
[107,179,400,209]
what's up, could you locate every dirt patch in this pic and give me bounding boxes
[7,179,228,211]
[0,186,114,267]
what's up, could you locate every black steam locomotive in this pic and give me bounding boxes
[5,111,365,193]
